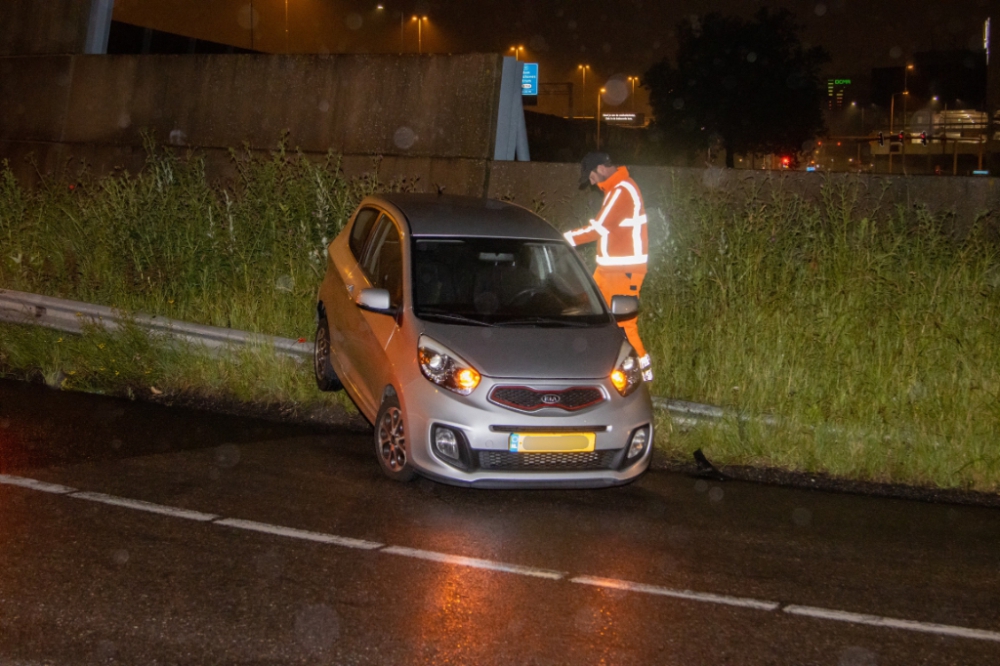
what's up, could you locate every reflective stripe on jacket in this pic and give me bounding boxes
[563,167,648,268]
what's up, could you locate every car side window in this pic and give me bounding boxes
[349,207,381,260]
[362,216,404,307]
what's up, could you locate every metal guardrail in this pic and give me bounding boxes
[0,288,312,359]
[1,288,739,424]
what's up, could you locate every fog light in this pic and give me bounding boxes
[627,426,649,459]
[434,426,460,460]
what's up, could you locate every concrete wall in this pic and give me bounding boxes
[489,161,1000,233]
[0,0,93,55]
[0,52,507,195]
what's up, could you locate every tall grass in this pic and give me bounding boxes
[642,174,1000,490]
[2,148,999,490]
[0,136,406,338]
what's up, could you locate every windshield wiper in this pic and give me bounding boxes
[494,316,593,328]
[417,310,495,327]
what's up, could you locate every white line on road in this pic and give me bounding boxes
[6,475,1000,644]
[783,605,1000,643]
[69,491,219,522]
[0,474,76,494]
[381,545,566,580]
[215,518,383,550]
[571,575,781,611]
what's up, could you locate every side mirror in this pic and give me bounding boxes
[356,288,395,315]
[610,295,640,320]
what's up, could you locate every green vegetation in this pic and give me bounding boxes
[642,175,1000,491]
[1,146,998,491]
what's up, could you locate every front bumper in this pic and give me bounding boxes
[398,374,654,488]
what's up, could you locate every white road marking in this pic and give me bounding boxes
[783,605,1000,643]
[381,545,566,580]
[70,491,219,522]
[0,474,76,494]
[215,518,383,550]
[571,575,780,611]
[5,475,1000,644]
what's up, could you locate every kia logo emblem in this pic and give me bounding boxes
[541,394,561,405]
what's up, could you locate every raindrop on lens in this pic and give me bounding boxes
[214,444,241,468]
[709,486,724,503]
[295,604,341,654]
[793,507,812,526]
[694,480,708,493]
[394,127,417,150]
[112,549,129,565]
[276,275,294,292]
[814,3,828,16]
[345,13,363,31]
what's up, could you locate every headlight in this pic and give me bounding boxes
[610,341,643,397]
[418,335,482,396]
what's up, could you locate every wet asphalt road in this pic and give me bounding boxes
[0,378,998,665]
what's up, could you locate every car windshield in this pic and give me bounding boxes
[412,238,609,326]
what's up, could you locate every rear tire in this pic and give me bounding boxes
[314,315,343,392]
[374,393,416,482]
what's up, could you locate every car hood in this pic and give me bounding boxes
[420,321,625,380]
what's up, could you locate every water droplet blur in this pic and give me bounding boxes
[94,639,116,660]
[0,418,10,429]
[814,3,828,17]
[709,486,724,503]
[214,444,241,468]
[603,77,629,106]
[792,507,812,526]
[318,100,330,113]
[393,126,417,150]
[889,46,902,59]
[572,337,588,353]
[838,646,878,666]
[529,35,548,52]
[345,13,363,31]
[112,549,129,565]
[276,275,295,292]
[694,480,708,493]
[110,438,123,450]
[295,604,340,654]
[747,52,757,63]
[237,5,259,30]
[169,129,187,146]
[117,113,132,129]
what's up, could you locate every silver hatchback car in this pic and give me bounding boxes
[314,193,654,488]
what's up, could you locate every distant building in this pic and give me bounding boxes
[827,78,852,110]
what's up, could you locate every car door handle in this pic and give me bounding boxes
[346,284,354,294]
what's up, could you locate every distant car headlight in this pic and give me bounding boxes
[611,341,643,397]
[418,335,482,396]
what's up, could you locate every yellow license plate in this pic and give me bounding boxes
[508,432,596,454]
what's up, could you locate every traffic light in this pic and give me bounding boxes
[898,131,904,142]
[877,132,884,146]
[920,132,928,145]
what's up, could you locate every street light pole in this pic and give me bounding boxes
[596,87,605,150]
[509,45,524,61]
[411,16,426,54]
[628,76,638,113]
[284,0,289,52]
[577,65,589,119]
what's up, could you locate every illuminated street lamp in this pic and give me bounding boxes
[411,15,428,54]
[596,87,606,150]
[627,76,638,112]
[509,45,525,61]
[577,64,590,118]
[284,0,289,52]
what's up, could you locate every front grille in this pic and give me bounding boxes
[477,450,619,471]
[489,386,605,413]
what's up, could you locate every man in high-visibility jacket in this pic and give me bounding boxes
[564,152,652,381]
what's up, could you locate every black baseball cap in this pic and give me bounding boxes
[579,151,612,187]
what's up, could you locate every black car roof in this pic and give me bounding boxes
[372,193,564,241]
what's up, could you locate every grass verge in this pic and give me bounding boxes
[2,146,999,492]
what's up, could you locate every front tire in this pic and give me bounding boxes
[374,393,416,482]
[314,315,343,392]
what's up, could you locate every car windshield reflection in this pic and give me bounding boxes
[412,238,609,326]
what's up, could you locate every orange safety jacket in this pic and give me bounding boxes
[563,166,648,270]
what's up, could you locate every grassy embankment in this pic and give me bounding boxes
[1,146,998,491]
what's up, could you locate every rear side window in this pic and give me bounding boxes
[349,208,380,260]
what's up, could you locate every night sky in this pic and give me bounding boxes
[113,0,995,111]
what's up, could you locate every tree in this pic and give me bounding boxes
[644,8,829,168]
